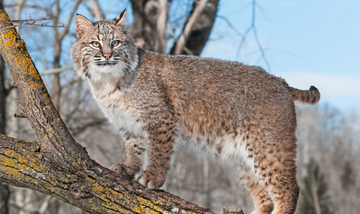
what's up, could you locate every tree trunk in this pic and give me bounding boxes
[170,0,219,56]
[129,0,160,50]
[0,1,10,212]
[0,56,9,212]
[154,0,167,53]
[130,0,218,56]
[0,4,220,213]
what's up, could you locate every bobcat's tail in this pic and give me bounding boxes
[289,86,320,105]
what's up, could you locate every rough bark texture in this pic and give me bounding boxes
[173,0,208,55]
[0,0,10,212]
[129,0,158,50]
[0,4,217,214]
[0,56,10,214]
[0,52,6,136]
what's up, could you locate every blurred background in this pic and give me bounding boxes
[0,0,359,213]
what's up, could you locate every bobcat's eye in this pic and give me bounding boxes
[91,41,101,47]
[111,40,120,47]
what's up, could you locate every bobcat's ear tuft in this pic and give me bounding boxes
[114,9,127,27]
[75,14,93,40]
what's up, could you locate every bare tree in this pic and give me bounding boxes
[128,0,219,56]
[51,0,81,111]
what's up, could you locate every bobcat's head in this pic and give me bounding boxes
[71,10,138,82]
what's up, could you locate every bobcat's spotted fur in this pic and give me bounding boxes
[71,10,320,214]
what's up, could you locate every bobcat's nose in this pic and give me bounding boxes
[104,53,112,60]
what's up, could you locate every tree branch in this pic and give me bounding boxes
[0,134,215,213]
[88,0,105,21]
[58,0,81,41]
[154,0,167,53]
[237,0,270,72]
[173,0,208,55]
[170,0,219,56]
[0,17,64,30]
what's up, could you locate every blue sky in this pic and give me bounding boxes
[201,0,360,112]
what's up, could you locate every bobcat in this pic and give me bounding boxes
[71,10,320,214]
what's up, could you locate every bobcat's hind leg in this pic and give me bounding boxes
[243,174,274,214]
[110,132,146,179]
[253,138,299,214]
[265,161,299,214]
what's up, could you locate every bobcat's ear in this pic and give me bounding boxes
[75,14,93,40]
[114,9,126,27]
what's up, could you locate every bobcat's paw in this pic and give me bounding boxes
[135,170,165,189]
[109,164,136,179]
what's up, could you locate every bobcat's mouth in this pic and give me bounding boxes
[96,61,118,67]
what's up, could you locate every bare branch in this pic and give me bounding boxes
[40,65,73,75]
[174,0,208,55]
[14,112,27,118]
[58,0,81,40]
[88,0,105,20]
[237,0,270,72]
[0,17,64,31]
[167,22,193,55]
[217,15,250,62]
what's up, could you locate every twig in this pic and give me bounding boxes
[0,17,64,31]
[217,15,250,62]
[237,0,271,72]
[14,112,27,118]
[40,65,73,75]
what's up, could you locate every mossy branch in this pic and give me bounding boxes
[0,4,219,214]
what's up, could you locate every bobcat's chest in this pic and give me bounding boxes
[93,88,146,138]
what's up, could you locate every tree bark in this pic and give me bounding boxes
[0,56,9,214]
[0,1,10,212]
[170,0,219,56]
[0,4,217,213]
[173,0,208,55]
[130,0,218,56]
[129,0,158,50]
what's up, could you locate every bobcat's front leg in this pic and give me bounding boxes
[135,118,176,189]
[110,132,146,179]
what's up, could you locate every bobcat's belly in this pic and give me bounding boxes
[176,131,255,172]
